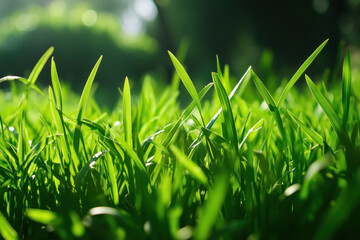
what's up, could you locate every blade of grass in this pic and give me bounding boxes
[342,50,351,125]
[74,56,103,153]
[170,145,207,185]
[123,77,132,147]
[195,171,229,240]
[51,58,63,110]
[305,74,350,146]
[168,51,204,125]
[287,110,323,145]
[28,47,54,86]
[277,39,328,108]
[0,211,18,240]
[212,72,238,150]
[251,70,287,143]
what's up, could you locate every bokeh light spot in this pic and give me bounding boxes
[82,10,98,27]
[134,0,158,21]
[313,0,329,14]
[49,0,66,17]
[15,13,39,31]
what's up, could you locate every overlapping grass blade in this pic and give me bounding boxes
[170,145,207,185]
[75,149,109,187]
[238,118,263,149]
[27,47,54,86]
[277,39,328,108]
[206,66,251,130]
[73,56,103,153]
[212,72,238,150]
[305,75,350,146]
[287,110,323,145]
[342,50,351,125]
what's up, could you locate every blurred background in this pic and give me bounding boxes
[0,0,359,108]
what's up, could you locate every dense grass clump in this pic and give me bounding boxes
[1,40,360,239]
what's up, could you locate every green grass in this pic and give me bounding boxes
[1,40,360,240]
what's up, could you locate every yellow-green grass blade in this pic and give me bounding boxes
[51,58,63,110]
[168,51,204,125]
[123,77,132,147]
[26,209,60,226]
[342,50,351,125]
[277,39,328,108]
[0,211,18,240]
[305,75,351,147]
[170,145,207,185]
[212,72,238,150]
[28,47,54,86]
[251,70,287,143]
[287,110,323,145]
[171,39,190,92]
[74,56,102,153]
[195,171,229,240]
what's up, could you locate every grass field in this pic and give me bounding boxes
[1,40,360,239]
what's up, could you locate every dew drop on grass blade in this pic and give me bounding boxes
[73,56,103,153]
[277,39,328,108]
[342,50,351,125]
[27,47,54,86]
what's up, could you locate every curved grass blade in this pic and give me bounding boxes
[287,110,323,145]
[212,72,238,150]
[277,39,328,108]
[251,70,287,142]
[28,47,54,86]
[170,145,207,185]
[238,119,263,149]
[305,74,350,147]
[75,149,109,187]
[342,50,351,125]
[74,56,103,153]
[168,51,204,125]
[0,211,18,240]
[26,209,60,225]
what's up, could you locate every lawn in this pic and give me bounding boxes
[1,39,360,239]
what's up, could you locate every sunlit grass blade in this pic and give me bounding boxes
[287,110,323,145]
[51,58,63,110]
[195,171,229,240]
[277,39,328,108]
[26,209,60,225]
[342,50,351,125]
[170,145,207,185]
[27,47,54,86]
[123,77,132,147]
[0,211,18,240]
[171,39,190,92]
[74,55,102,153]
[305,74,350,146]
[168,51,204,125]
[212,72,238,150]
[251,70,287,142]
[75,149,109,187]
